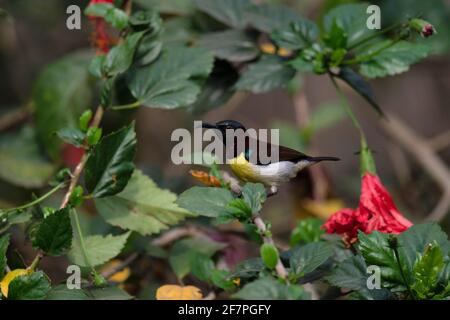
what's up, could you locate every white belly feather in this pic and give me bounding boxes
[229,153,311,187]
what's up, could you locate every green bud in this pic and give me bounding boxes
[409,18,436,38]
[359,137,377,176]
[53,168,72,185]
[260,243,279,270]
[92,272,108,287]
[79,110,93,132]
[42,207,56,219]
[69,186,84,207]
[86,127,103,146]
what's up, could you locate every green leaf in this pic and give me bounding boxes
[290,218,324,246]
[104,32,145,76]
[323,3,375,48]
[398,223,450,274]
[8,271,51,300]
[68,231,130,267]
[411,242,445,299]
[245,4,301,33]
[236,56,295,93]
[0,126,54,188]
[85,123,137,198]
[271,19,319,50]
[336,67,383,116]
[46,285,89,300]
[358,231,403,289]
[87,286,133,300]
[194,0,251,29]
[326,255,368,290]
[190,253,215,282]
[0,234,9,279]
[177,187,234,218]
[56,128,86,147]
[85,3,129,30]
[229,258,264,279]
[32,208,72,256]
[241,183,266,213]
[290,242,332,276]
[197,30,259,62]
[127,46,214,109]
[169,236,225,279]
[188,60,238,114]
[358,41,429,79]
[33,51,92,159]
[323,20,348,50]
[260,243,279,270]
[233,277,309,300]
[95,170,194,236]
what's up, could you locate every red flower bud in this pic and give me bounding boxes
[421,24,436,38]
[409,18,436,38]
[323,173,412,246]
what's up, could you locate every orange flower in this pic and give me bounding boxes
[189,170,222,187]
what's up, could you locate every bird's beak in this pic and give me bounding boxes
[201,122,217,129]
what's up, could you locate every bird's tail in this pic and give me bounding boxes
[307,156,340,162]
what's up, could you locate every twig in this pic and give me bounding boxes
[60,106,104,209]
[380,114,450,221]
[101,252,139,279]
[0,107,30,131]
[253,215,289,279]
[151,226,203,247]
[428,130,450,152]
[221,173,289,280]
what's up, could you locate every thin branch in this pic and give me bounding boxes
[428,130,450,152]
[0,107,30,131]
[101,252,139,279]
[151,226,203,247]
[221,173,289,280]
[380,114,450,221]
[60,106,104,209]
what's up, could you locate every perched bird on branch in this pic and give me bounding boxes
[202,120,340,195]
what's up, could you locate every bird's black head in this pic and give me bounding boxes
[202,120,246,132]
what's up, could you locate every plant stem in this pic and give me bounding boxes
[60,106,104,209]
[347,22,403,51]
[70,209,93,270]
[110,101,141,111]
[28,252,43,271]
[392,245,415,300]
[253,215,289,280]
[343,39,399,65]
[329,75,364,136]
[0,182,66,216]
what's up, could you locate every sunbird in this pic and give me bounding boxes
[202,120,340,194]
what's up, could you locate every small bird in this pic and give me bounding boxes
[202,120,340,194]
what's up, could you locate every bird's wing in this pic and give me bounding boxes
[245,138,309,165]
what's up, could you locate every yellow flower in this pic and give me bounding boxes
[0,269,31,298]
[300,198,345,220]
[277,47,293,57]
[100,259,131,283]
[232,278,241,286]
[156,285,203,300]
[260,43,276,55]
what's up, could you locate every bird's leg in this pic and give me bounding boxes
[267,186,278,197]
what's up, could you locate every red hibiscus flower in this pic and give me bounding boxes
[323,173,412,245]
[87,0,115,54]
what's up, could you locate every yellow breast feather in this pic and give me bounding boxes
[228,153,261,183]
